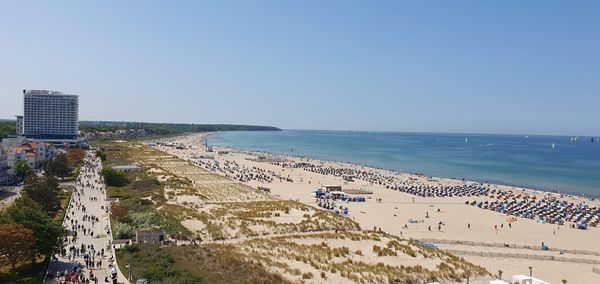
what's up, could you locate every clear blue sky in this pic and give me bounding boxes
[1,1,599,135]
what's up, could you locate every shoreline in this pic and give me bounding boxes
[206,133,599,201]
[148,133,600,283]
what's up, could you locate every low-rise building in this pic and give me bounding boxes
[1,137,55,175]
[111,165,140,173]
[135,229,166,245]
[321,185,342,192]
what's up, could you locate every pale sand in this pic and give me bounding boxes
[150,133,600,283]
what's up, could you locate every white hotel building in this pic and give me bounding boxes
[17,89,81,146]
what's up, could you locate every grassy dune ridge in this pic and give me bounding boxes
[97,140,489,283]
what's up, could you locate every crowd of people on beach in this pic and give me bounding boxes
[387,182,492,197]
[468,196,600,228]
[315,197,352,214]
[273,160,494,198]
[45,152,119,284]
[271,156,600,229]
[275,161,397,186]
[201,159,292,183]
[155,138,600,234]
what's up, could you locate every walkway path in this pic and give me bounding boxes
[0,185,21,211]
[44,152,127,284]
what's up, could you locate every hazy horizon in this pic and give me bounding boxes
[2,116,598,137]
[1,1,599,136]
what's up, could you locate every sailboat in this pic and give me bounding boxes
[592,137,595,143]
[552,142,555,149]
[465,138,468,143]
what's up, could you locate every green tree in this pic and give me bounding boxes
[44,153,70,178]
[0,121,16,139]
[101,168,130,187]
[14,160,34,181]
[0,198,65,261]
[0,223,36,278]
[21,175,60,213]
[96,150,107,161]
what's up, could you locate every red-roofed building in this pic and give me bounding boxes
[1,137,55,175]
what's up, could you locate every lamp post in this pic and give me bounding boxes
[529,266,533,277]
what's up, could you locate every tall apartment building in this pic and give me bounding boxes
[15,115,24,135]
[21,89,79,140]
[0,147,8,181]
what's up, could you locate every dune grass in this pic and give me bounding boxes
[116,244,291,284]
[98,139,490,283]
[233,231,489,283]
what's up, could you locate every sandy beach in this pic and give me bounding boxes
[146,133,600,283]
[98,139,491,283]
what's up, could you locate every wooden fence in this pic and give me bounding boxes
[443,249,600,264]
[418,238,600,257]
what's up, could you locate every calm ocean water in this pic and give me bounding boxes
[210,130,600,197]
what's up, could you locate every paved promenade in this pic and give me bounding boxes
[45,152,127,284]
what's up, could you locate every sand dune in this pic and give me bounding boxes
[145,133,600,283]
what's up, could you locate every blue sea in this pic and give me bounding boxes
[210,130,600,197]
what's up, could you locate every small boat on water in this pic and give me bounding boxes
[465,138,468,143]
[592,137,596,143]
[552,142,555,149]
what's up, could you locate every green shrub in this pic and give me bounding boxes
[96,150,107,161]
[116,245,201,282]
[113,221,135,239]
[101,168,130,187]
[131,178,160,191]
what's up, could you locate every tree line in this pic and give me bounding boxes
[0,148,85,281]
[80,121,281,136]
[0,121,16,139]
